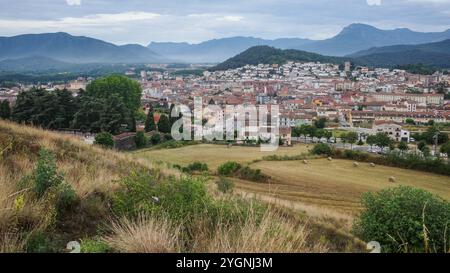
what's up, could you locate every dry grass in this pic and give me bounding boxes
[0,233,26,253]
[133,143,311,170]
[104,215,180,253]
[246,159,450,214]
[199,212,328,253]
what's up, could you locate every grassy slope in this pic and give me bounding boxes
[0,121,364,253]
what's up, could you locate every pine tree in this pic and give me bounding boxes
[145,111,156,132]
[158,114,171,134]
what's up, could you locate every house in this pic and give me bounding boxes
[372,121,410,142]
[279,127,292,146]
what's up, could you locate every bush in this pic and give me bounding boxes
[135,131,147,148]
[217,161,242,176]
[94,132,114,148]
[81,239,111,253]
[33,149,64,198]
[354,186,450,253]
[237,166,270,183]
[185,162,208,173]
[112,172,211,222]
[311,143,332,156]
[55,182,78,214]
[151,133,161,145]
[217,177,234,193]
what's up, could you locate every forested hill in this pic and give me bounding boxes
[211,46,346,71]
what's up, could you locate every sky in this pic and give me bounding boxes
[0,0,449,45]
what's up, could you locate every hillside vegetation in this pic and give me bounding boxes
[211,46,346,71]
[0,120,364,253]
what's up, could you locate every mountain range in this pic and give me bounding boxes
[148,37,313,63]
[148,24,450,62]
[0,32,165,65]
[1,23,450,73]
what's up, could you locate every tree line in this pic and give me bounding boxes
[1,75,142,135]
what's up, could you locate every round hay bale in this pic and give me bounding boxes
[327,157,333,161]
[303,160,309,164]
[353,162,359,167]
[389,176,396,183]
[370,163,376,167]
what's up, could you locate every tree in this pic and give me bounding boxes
[405,118,415,125]
[72,98,104,133]
[311,143,332,156]
[11,88,80,129]
[135,131,148,148]
[341,132,347,148]
[158,114,171,134]
[85,75,142,113]
[398,141,409,154]
[314,117,327,129]
[345,132,359,149]
[94,132,114,149]
[375,133,391,152]
[440,141,450,156]
[324,130,333,142]
[0,100,11,120]
[354,186,450,253]
[145,111,156,132]
[427,120,435,126]
[99,95,129,135]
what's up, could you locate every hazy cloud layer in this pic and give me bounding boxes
[0,0,449,45]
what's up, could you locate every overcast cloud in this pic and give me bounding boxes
[0,0,449,45]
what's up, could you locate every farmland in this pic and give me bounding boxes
[134,144,450,216]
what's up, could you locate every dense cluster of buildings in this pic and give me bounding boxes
[139,62,450,143]
[2,61,449,144]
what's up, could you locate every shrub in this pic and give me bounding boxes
[217,177,234,193]
[55,182,78,214]
[112,172,212,222]
[94,132,114,148]
[237,166,270,183]
[217,161,242,176]
[311,143,332,156]
[186,162,208,173]
[33,149,64,198]
[81,239,111,253]
[135,131,147,148]
[151,133,161,145]
[354,186,450,253]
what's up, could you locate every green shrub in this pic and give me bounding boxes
[218,161,242,176]
[26,232,59,253]
[186,162,208,173]
[94,132,114,148]
[134,131,147,148]
[354,186,450,253]
[55,182,78,214]
[81,239,111,253]
[217,177,234,193]
[33,149,64,198]
[238,166,270,183]
[311,143,332,156]
[151,133,161,145]
[112,172,212,222]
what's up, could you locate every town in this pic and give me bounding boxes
[2,61,449,155]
